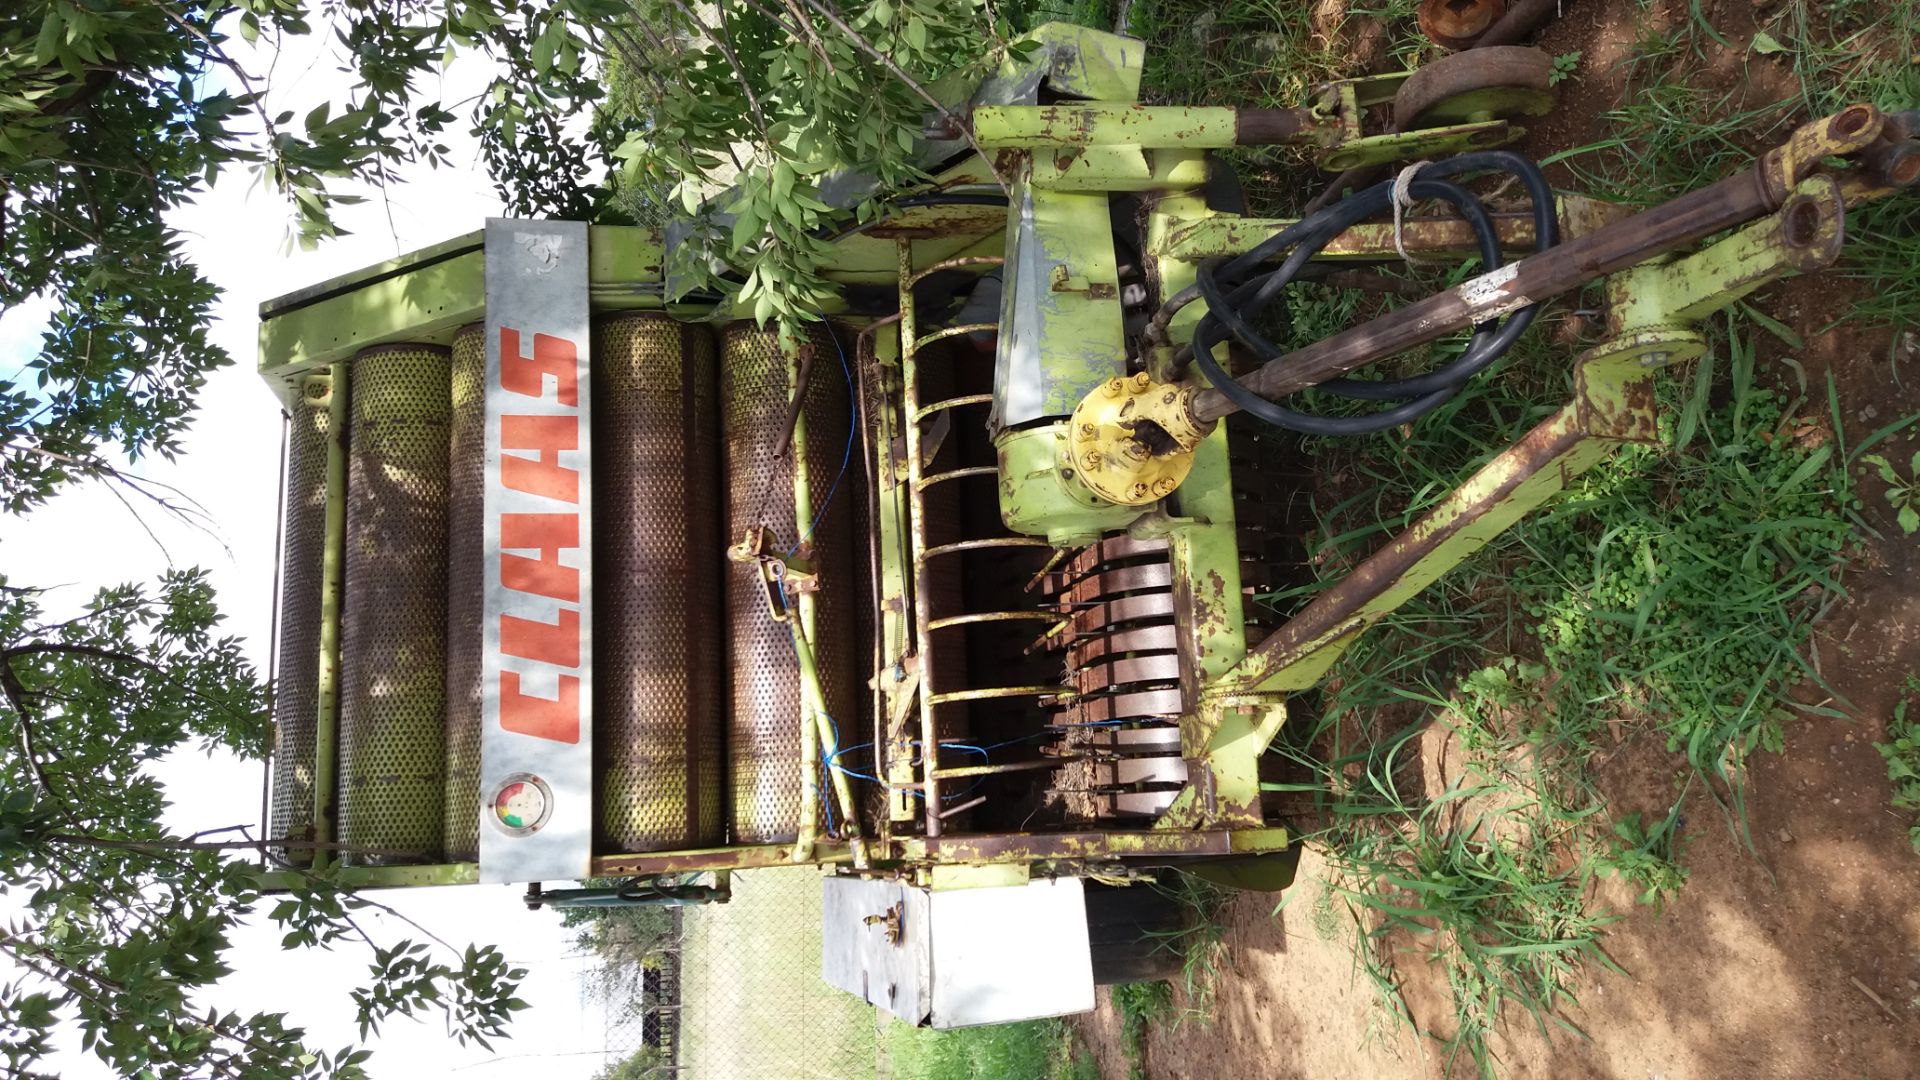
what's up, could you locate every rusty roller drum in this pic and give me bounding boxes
[595,313,726,852]
[339,343,452,864]
[268,380,333,851]
[722,322,857,844]
[442,325,485,860]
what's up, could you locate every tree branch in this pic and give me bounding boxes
[664,0,768,139]
[789,0,1009,192]
[143,2,285,156]
[42,832,428,858]
[3,642,159,671]
[0,657,74,818]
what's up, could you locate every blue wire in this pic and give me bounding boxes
[788,327,856,557]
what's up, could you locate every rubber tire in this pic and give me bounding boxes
[1084,882,1187,985]
[1392,45,1555,130]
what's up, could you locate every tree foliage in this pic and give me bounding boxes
[600,0,1018,327]
[0,0,636,512]
[0,574,530,1077]
[1,0,1014,1073]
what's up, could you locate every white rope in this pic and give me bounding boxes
[1391,159,1434,265]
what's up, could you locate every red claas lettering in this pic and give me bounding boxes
[499,328,577,405]
[500,414,579,503]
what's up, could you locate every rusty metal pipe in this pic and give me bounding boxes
[1476,0,1565,47]
[1234,107,1318,146]
[1188,146,1827,423]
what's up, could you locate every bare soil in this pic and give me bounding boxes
[1077,1,1920,1075]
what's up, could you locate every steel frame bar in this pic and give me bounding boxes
[1187,105,1886,422]
[896,826,1291,864]
[1215,176,1851,697]
[310,361,347,869]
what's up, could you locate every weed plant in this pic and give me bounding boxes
[1263,311,1865,1071]
[1109,981,1172,1080]
[887,1018,1096,1080]
[1121,1,1920,1070]
[1876,674,1920,854]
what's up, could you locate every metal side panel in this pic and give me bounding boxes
[822,876,932,1025]
[822,876,1095,1030]
[478,218,594,884]
[927,877,1093,1029]
[991,176,1128,430]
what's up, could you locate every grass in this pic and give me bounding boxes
[887,1018,1098,1080]
[1109,1,1920,1067]
[1549,0,1920,326]
[1258,307,1875,1070]
[1123,0,1430,214]
[1876,674,1920,855]
[1101,873,1234,1077]
[1110,981,1173,1080]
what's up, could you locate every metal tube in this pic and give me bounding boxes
[898,240,944,837]
[810,668,867,867]
[852,314,900,847]
[1476,0,1564,47]
[788,341,820,864]
[310,361,347,869]
[1188,103,1891,423]
[1188,166,1782,422]
[260,408,288,867]
[927,758,1064,781]
[938,795,988,820]
[972,104,1318,148]
[788,619,820,864]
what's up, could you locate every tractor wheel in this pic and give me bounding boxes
[1392,45,1556,131]
[1084,882,1186,985]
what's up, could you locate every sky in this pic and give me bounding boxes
[0,22,620,1080]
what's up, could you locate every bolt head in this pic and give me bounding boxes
[1079,422,1096,437]
[1129,482,1150,499]
[1162,391,1177,405]
[1152,477,1177,496]
[1081,449,1103,470]
[1131,372,1152,391]
[1103,378,1125,398]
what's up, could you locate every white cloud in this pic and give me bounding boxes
[3,20,618,1080]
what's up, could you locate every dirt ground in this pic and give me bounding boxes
[1076,1,1920,1076]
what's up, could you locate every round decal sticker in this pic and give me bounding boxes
[490,773,554,837]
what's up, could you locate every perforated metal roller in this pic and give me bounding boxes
[339,343,451,864]
[595,313,726,853]
[268,377,332,851]
[443,325,485,860]
[722,322,857,845]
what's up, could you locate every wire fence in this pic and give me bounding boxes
[678,866,877,1080]
[592,910,684,1078]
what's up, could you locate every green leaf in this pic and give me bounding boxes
[1898,503,1918,534]
[1750,31,1789,55]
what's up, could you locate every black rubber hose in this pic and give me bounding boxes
[1186,150,1557,436]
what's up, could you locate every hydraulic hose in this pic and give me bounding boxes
[1184,150,1557,436]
